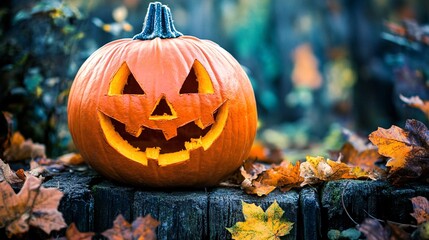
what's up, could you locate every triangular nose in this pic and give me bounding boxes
[150,96,177,120]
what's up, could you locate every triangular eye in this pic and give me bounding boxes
[180,60,214,94]
[109,62,145,95]
[123,74,145,94]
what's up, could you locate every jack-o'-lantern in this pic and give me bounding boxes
[67,2,257,187]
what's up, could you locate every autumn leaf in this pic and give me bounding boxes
[3,132,46,161]
[336,142,382,171]
[0,175,66,237]
[300,156,374,186]
[358,218,390,240]
[65,223,95,240]
[0,112,12,159]
[226,200,293,240]
[410,196,429,225]
[262,161,303,192]
[0,158,24,184]
[57,153,84,166]
[400,95,429,119]
[248,141,283,164]
[369,119,429,184]
[102,214,159,240]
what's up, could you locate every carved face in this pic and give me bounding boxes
[97,59,229,166]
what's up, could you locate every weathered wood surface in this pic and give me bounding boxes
[321,180,429,237]
[2,170,429,239]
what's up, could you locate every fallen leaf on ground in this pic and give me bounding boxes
[3,132,46,161]
[262,161,303,192]
[248,141,283,164]
[358,218,392,240]
[410,196,429,225]
[400,95,429,119]
[300,156,374,187]
[0,158,24,184]
[102,214,159,240]
[240,159,267,193]
[243,161,303,196]
[369,119,429,184]
[0,175,66,237]
[65,223,95,240]
[57,153,84,166]
[226,200,293,240]
[336,142,382,171]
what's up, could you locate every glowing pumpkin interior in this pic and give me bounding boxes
[98,60,229,166]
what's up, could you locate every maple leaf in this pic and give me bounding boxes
[3,132,46,161]
[300,156,374,186]
[400,95,429,119]
[248,141,283,164]
[102,214,159,240]
[369,119,429,184]
[259,161,303,192]
[410,196,429,225]
[65,223,95,240]
[226,200,293,240]
[358,218,390,240]
[57,153,84,166]
[0,158,24,184]
[241,161,303,196]
[0,175,66,237]
[336,142,382,171]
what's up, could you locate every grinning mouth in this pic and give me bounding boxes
[97,101,229,166]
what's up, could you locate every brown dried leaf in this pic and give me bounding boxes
[131,215,160,240]
[400,95,429,119]
[65,223,95,240]
[410,196,429,225]
[338,142,381,171]
[0,158,24,184]
[248,141,283,164]
[0,175,66,237]
[102,214,159,240]
[4,132,46,161]
[300,156,373,187]
[369,119,429,184]
[261,161,303,192]
[58,153,84,166]
[358,218,389,240]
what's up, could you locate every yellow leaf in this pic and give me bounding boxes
[226,200,293,240]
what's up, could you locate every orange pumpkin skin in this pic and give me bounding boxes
[67,3,257,187]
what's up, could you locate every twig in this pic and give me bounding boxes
[363,209,418,228]
[342,181,359,226]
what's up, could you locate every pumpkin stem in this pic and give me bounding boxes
[133,2,183,40]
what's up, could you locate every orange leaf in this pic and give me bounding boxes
[338,143,381,171]
[261,161,303,192]
[102,214,159,240]
[0,175,66,237]
[369,119,429,184]
[58,153,84,166]
[400,95,429,119]
[66,223,95,240]
[3,132,46,161]
[300,156,373,186]
[410,196,429,225]
[0,158,24,184]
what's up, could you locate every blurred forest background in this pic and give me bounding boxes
[1,0,429,160]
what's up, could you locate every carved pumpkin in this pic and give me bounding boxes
[67,2,257,187]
